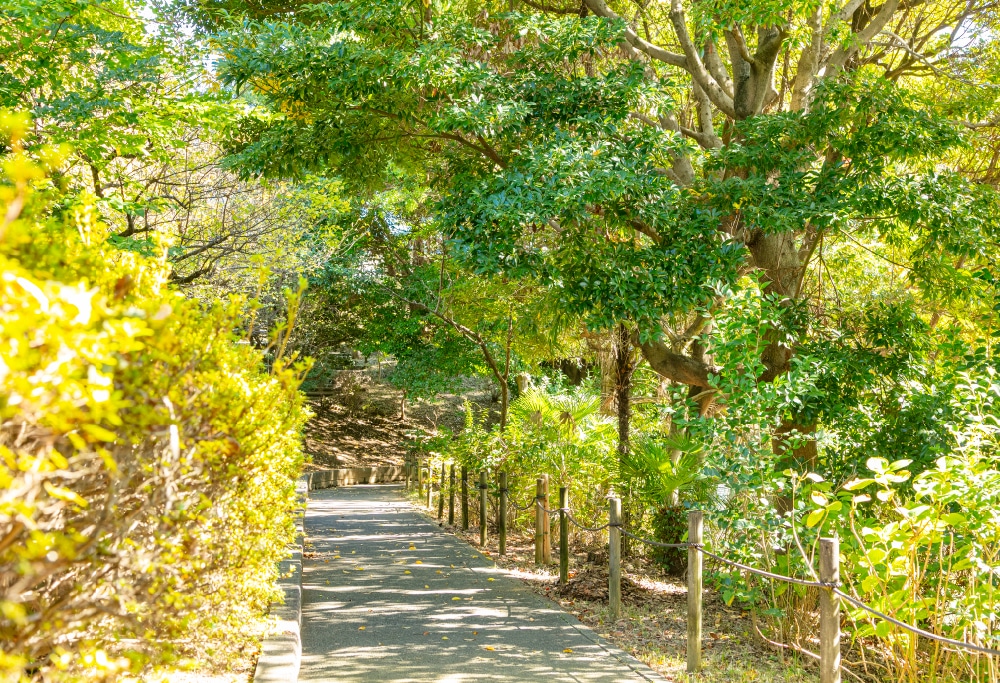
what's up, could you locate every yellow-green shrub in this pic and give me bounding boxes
[0,113,310,681]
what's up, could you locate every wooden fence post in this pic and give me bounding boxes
[609,496,622,620]
[559,486,569,585]
[438,464,445,519]
[541,474,551,564]
[498,471,508,556]
[417,461,424,496]
[820,537,841,683]
[448,463,456,525]
[534,478,544,566]
[404,461,410,490]
[687,511,703,673]
[461,466,469,530]
[425,463,433,509]
[479,471,488,546]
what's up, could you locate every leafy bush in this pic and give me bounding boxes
[0,114,309,681]
[832,372,1000,682]
[621,434,715,574]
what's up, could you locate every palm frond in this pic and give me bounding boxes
[621,433,715,506]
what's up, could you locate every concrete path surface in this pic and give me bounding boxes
[298,484,666,682]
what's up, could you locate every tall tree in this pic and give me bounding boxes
[210,0,1000,467]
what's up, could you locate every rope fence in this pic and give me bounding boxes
[507,496,537,512]
[833,588,1000,658]
[402,459,1000,682]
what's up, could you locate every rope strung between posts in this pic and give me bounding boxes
[508,495,539,512]
[697,547,832,588]
[564,512,610,532]
[619,527,692,549]
[612,521,1000,657]
[833,588,1000,657]
[479,483,1000,661]
[614,526,830,586]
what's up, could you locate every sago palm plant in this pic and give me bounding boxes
[621,432,716,574]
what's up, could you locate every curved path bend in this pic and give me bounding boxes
[298,484,666,683]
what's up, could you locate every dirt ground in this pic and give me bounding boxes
[302,365,498,470]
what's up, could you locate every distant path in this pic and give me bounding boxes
[298,485,666,683]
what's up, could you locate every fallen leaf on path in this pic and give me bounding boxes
[563,648,573,653]
[484,646,495,651]
[358,626,366,630]
[452,597,461,601]
[442,636,448,640]
[404,570,411,574]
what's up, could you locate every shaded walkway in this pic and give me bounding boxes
[298,485,666,682]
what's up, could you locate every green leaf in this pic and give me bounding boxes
[806,509,825,528]
[866,457,888,474]
[844,478,875,491]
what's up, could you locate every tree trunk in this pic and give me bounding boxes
[499,379,509,430]
[746,230,820,475]
[614,323,638,556]
[614,323,634,460]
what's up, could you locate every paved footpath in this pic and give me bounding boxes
[298,484,667,683]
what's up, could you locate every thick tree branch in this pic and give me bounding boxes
[582,0,688,69]
[691,81,723,148]
[729,25,754,65]
[827,0,901,73]
[704,39,734,99]
[629,218,662,243]
[667,0,737,118]
[656,113,697,183]
[791,4,823,111]
[639,338,716,388]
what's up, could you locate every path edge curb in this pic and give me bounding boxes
[252,475,308,683]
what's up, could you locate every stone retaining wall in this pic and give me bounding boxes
[307,465,406,490]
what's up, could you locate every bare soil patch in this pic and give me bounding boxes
[302,365,498,470]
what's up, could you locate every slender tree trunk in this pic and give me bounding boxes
[614,323,637,556]
[614,323,634,460]
[499,380,509,430]
[499,315,513,430]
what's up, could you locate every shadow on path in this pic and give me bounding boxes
[298,485,665,682]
